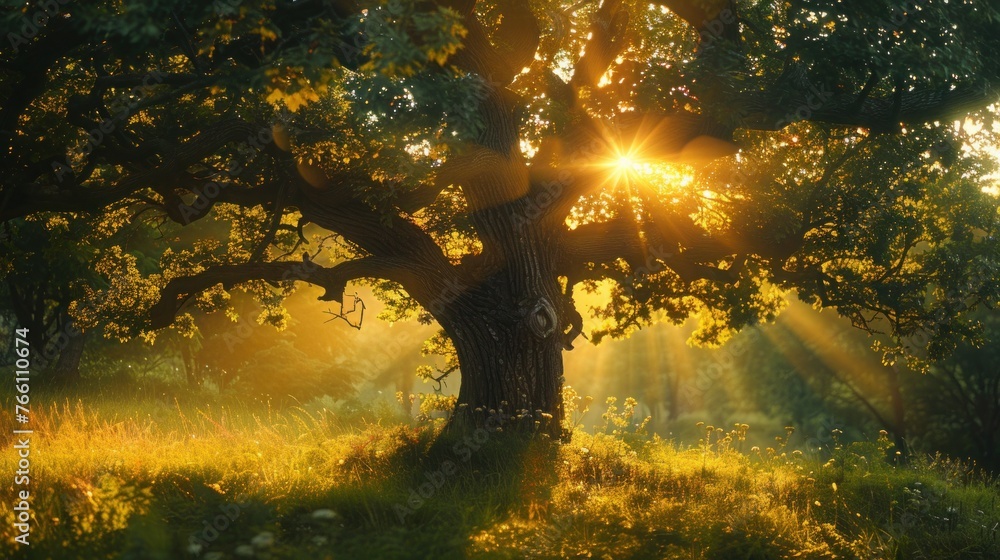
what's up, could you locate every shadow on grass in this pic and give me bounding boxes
[274,429,563,559]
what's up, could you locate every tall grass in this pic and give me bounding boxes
[1,386,997,559]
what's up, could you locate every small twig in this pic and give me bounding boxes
[430,365,458,392]
[324,293,366,329]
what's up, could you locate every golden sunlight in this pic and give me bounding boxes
[602,143,697,197]
[604,144,648,187]
[616,155,635,171]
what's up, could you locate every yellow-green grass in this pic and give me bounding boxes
[1,389,998,559]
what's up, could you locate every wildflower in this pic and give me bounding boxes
[251,531,274,549]
[235,544,255,557]
[187,542,203,555]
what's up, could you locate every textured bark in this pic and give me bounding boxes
[432,201,571,436]
[441,266,566,437]
[429,4,575,435]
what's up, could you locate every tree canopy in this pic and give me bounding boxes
[3,0,1000,429]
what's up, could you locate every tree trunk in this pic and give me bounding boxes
[436,225,569,437]
[408,54,579,433]
[666,371,680,422]
[180,343,201,387]
[887,364,909,461]
[51,331,86,384]
[445,305,565,436]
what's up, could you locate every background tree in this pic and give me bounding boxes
[904,308,1000,471]
[0,214,111,382]
[2,0,999,434]
[732,312,912,457]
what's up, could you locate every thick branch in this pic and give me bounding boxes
[148,257,409,330]
[658,0,734,32]
[557,217,739,285]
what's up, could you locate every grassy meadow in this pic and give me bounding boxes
[1,382,998,560]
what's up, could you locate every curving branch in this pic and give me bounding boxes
[148,256,412,330]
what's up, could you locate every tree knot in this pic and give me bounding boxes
[521,296,558,339]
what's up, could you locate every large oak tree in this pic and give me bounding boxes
[3,0,999,434]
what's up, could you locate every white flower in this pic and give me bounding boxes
[187,542,203,555]
[312,536,329,546]
[251,531,275,549]
[312,509,339,520]
[235,544,255,557]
